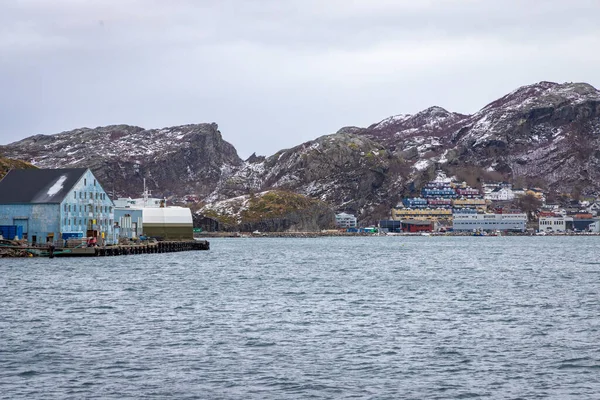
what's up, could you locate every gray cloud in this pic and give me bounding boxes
[1,0,599,158]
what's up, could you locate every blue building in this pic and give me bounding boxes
[402,198,428,208]
[0,168,115,245]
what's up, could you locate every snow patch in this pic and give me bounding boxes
[413,160,430,171]
[47,175,67,197]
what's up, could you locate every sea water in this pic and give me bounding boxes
[1,236,600,399]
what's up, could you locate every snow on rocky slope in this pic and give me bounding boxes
[1,123,243,198]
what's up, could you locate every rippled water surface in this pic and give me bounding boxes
[1,237,600,399]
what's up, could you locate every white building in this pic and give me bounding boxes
[485,187,516,201]
[453,212,527,232]
[113,181,193,240]
[586,202,600,216]
[538,216,573,232]
[335,212,357,228]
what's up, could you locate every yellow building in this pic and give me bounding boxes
[452,198,488,208]
[391,208,452,221]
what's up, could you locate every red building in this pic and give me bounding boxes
[401,219,433,233]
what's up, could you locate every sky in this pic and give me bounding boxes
[1,0,600,159]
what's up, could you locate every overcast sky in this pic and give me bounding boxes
[1,0,599,158]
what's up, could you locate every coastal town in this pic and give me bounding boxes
[335,171,600,235]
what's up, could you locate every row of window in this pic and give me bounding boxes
[64,204,113,213]
[540,220,564,225]
[73,190,107,200]
[456,222,524,225]
[63,218,113,227]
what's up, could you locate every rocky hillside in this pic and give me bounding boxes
[2,81,599,225]
[450,82,600,194]
[199,190,335,232]
[0,123,243,198]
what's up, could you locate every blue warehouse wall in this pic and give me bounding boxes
[59,169,115,244]
[114,208,144,239]
[0,204,61,243]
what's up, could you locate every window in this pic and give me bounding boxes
[84,178,86,185]
[94,179,96,186]
[74,191,77,198]
[64,204,67,212]
[90,192,93,199]
[84,192,87,199]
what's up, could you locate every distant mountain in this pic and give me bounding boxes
[1,123,243,198]
[2,81,599,225]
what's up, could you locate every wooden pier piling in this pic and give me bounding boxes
[87,240,209,257]
[0,240,210,258]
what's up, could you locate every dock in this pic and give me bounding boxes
[0,240,210,258]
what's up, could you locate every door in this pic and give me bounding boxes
[13,218,28,240]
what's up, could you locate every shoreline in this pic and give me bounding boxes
[195,231,600,238]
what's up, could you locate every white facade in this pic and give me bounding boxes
[142,207,193,225]
[335,212,357,228]
[588,221,600,233]
[453,213,527,232]
[485,188,515,201]
[538,216,573,232]
[114,196,165,208]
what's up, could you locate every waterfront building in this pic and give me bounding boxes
[0,168,115,244]
[572,218,600,232]
[401,219,433,233]
[335,212,357,228]
[453,211,527,232]
[539,216,573,232]
[114,194,193,240]
[113,208,144,239]
[538,215,599,232]
[379,220,401,233]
